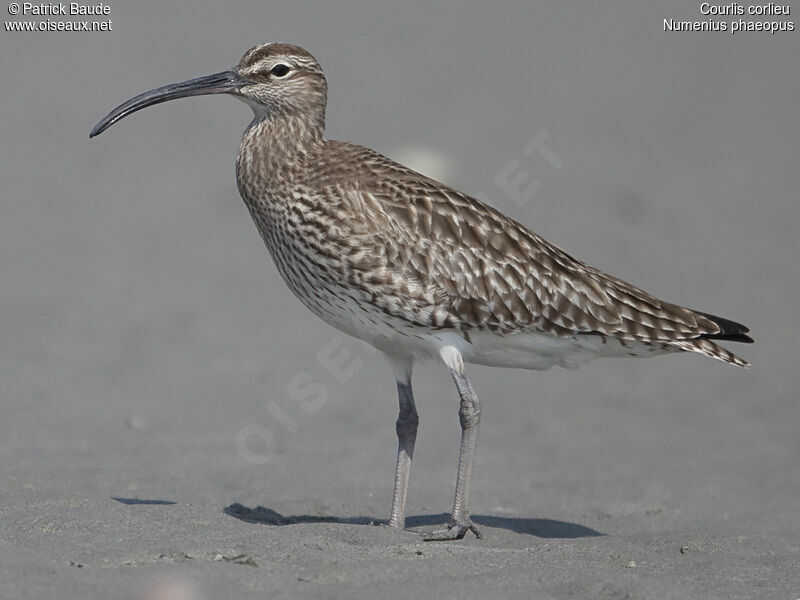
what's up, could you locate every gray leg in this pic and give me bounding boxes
[387,377,418,529]
[425,365,483,540]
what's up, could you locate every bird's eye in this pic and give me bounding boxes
[270,64,290,77]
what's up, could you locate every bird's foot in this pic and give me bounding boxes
[423,519,483,541]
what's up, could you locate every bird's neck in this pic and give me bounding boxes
[237,112,324,196]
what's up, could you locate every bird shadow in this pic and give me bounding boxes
[112,497,177,506]
[223,503,602,539]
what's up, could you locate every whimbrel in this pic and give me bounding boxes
[90,43,752,540]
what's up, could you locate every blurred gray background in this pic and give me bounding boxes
[1,1,798,598]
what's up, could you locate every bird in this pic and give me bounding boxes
[90,43,752,541]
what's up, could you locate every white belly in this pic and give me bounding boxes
[456,330,672,370]
[356,327,674,372]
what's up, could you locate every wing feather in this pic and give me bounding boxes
[314,143,743,357]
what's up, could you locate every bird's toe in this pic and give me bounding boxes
[423,519,483,541]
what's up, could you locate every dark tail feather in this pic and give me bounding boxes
[695,311,754,344]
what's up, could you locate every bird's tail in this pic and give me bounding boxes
[669,311,753,368]
[669,337,750,368]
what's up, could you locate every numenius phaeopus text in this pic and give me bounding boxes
[90,43,752,540]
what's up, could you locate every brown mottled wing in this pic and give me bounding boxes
[321,144,740,357]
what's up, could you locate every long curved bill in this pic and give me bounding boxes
[89,70,247,138]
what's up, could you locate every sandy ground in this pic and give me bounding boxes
[2,2,798,598]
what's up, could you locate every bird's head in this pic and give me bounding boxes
[90,43,327,138]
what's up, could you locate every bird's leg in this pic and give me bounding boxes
[387,379,418,529]
[426,348,483,541]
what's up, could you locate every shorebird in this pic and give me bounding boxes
[90,43,752,540]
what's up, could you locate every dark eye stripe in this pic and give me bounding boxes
[271,64,290,77]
